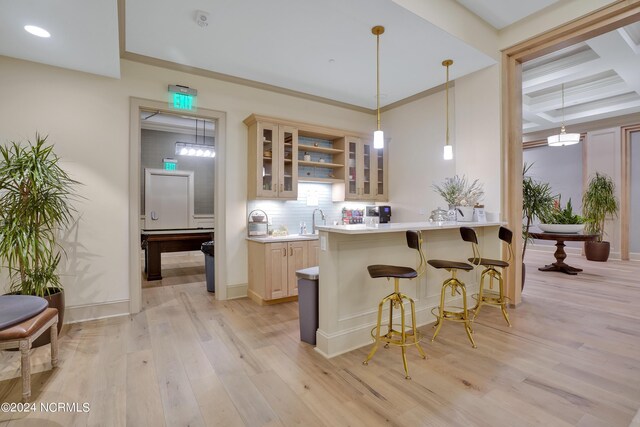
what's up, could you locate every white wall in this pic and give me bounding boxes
[0,56,373,312]
[524,143,583,213]
[454,65,502,214]
[383,65,502,223]
[382,85,456,222]
[585,127,622,258]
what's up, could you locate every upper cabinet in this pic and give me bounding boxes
[246,119,298,200]
[336,136,388,201]
[244,114,387,202]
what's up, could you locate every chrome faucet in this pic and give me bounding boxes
[312,208,326,234]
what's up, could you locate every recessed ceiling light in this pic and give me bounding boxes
[24,25,50,38]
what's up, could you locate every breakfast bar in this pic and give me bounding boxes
[315,221,503,358]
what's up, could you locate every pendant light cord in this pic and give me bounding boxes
[376,32,380,131]
[445,63,449,145]
[442,59,453,146]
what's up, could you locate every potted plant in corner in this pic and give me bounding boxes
[582,172,619,262]
[522,163,555,288]
[0,134,79,347]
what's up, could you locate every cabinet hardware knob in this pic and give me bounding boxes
[282,248,286,257]
[289,247,293,256]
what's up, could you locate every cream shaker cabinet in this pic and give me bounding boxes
[248,239,317,304]
[245,118,298,200]
[337,136,388,201]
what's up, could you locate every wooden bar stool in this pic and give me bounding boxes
[462,226,513,326]
[363,230,427,379]
[428,228,476,348]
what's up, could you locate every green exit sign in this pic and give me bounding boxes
[163,158,177,171]
[168,85,198,111]
[172,93,194,111]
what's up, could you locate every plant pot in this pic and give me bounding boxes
[584,241,610,262]
[456,206,474,222]
[32,289,64,348]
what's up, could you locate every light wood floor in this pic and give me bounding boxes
[1,251,640,426]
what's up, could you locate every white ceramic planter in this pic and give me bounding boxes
[456,206,474,222]
[537,224,585,233]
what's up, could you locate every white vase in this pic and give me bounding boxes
[456,206,474,222]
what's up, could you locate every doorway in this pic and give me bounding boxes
[129,98,227,313]
[502,2,640,305]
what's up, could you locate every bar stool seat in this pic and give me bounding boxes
[367,265,418,279]
[467,257,509,268]
[363,230,427,380]
[427,260,474,271]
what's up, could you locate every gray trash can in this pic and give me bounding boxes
[296,266,319,345]
[201,241,215,293]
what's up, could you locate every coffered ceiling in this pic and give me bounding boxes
[522,22,640,135]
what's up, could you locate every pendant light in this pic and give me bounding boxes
[548,83,580,147]
[372,25,385,149]
[442,59,453,160]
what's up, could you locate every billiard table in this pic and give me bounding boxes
[141,228,214,280]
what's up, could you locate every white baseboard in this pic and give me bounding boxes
[226,283,248,299]
[65,299,130,324]
[630,252,640,261]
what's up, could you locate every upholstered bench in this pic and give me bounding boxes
[0,295,59,402]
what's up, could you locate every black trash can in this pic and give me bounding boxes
[296,266,319,345]
[201,241,215,293]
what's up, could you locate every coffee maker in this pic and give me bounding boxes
[378,205,391,223]
[365,205,392,224]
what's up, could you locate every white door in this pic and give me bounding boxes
[145,169,195,230]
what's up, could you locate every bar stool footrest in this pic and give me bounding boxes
[431,306,473,323]
[471,292,511,306]
[370,325,424,347]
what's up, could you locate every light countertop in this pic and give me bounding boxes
[315,221,503,235]
[247,234,319,243]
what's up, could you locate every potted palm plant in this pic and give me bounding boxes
[522,163,555,288]
[582,172,618,261]
[0,134,79,346]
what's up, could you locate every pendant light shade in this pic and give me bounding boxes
[372,25,384,149]
[548,83,580,147]
[442,59,453,160]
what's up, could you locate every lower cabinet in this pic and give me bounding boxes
[248,239,318,304]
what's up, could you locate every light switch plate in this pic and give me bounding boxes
[320,235,327,251]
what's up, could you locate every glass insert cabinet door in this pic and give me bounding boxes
[361,140,374,199]
[376,146,385,199]
[278,126,298,199]
[347,138,358,198]
[257,122,277,198]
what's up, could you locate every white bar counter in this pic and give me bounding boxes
[314,221,503,358]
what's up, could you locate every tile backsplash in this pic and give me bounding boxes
[247,183,371,235]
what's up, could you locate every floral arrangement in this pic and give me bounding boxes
[432,175,484,207]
